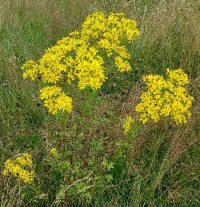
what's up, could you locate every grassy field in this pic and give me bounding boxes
[1,0,200,206]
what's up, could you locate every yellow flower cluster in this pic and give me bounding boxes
[75,45,105,90]
[3,153,35,184]
[123,115,134,134]
[50,147,59,157]
[50,147,58,155]
[82,12,139,63]
[136,69,194,124]
[39,86,73,115]
[22,12,140,115]
[114,56,132,72]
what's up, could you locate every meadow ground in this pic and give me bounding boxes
[0,0,200,206]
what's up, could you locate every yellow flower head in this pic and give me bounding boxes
[123,115,134,134]
[40,86,73,115]
[22,60,38,80]
[136,69,194,124]
[115,56,132,72]
[22,12,140,115]
[50,147,58,155]
[3,153,35,184]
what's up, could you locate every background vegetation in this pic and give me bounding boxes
[0,0,200,206]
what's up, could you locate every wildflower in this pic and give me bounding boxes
[115,56,132,72]
[3,153,35,184]
[75,45,106,90]
[136,69,194,124]
[22,12,140,115]
[50,148,57,154]
[39,85,62,100]
[22,60,38,80]
[50,148,59,157]
[40,86,73,115]
[123,116,134,134]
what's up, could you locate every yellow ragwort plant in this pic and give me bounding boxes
[136,69,194,124]
[50,147,58,155]
[3,153,35,184]
[123,115,135,134]
[39,86,73,114]
[22,12,140,115]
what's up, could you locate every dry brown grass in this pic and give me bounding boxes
[122,0,200,77]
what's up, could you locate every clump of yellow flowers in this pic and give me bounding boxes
[3,153,35,184]
[39,86,72,114]
[136,69,194,124]
[123,115,134,134]
[22,12,140,115]
[50,147,58,156]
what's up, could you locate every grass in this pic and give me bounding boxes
[0,0,200,206]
